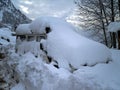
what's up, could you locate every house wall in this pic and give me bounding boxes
[15,34,46,53]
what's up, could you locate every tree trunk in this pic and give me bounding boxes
[99,0,108,46]
[118,0,120,18]
[111,0,115,22]
[117,0,120,49]
[110,32,112,48]
[100,2,109,25]
[111,0,116,48]
[100,0,112,47]
[112,32,116,48]
[118,31,120,49]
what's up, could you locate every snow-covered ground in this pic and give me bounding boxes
[0,17,120,90]
[10,49,120,90]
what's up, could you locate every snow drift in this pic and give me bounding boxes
[29,17,111,69]
[11,51,119,90]
[11,52,106,90]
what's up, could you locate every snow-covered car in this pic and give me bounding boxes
[29,16,112,69]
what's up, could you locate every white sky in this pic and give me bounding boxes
[11,0,75,20]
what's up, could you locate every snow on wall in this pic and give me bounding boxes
[17,41,42,57]
[16,24,31,34]
[108,22,120,32]
[30,17,111,69]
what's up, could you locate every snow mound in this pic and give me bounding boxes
[15,52,104,90]
[0,28,15,45]
[16,24,31,34]
[108,22,120,32]
[30,16,111,69]
[29,17,50,34]
[74,49,120,90]
[16,52,70,90]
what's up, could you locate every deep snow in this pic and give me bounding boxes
[29,17,111,69]
[0,17,120,90]
[11,49,120,90]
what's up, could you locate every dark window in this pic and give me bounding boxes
[28,36,35,41]
[45,27,51,34]
[40,35,46,39]
[36,36,41,42]
[20,35,26,41]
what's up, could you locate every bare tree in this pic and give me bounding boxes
[118,0,120,17]
[118,0,120,49]
[99,0,108,46]
[110,0,116,48]
[75,0,119,47]
[75,0,109,46]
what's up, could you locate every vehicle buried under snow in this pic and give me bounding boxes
[13,16,112,70]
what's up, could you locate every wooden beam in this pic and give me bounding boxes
[12,33,46,36]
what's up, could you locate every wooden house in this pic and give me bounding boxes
[12,24,47,53]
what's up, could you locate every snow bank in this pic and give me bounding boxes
[16,24,31,34]
[11,51,119,90]
[74,49,120,90]
[16,52,70,90]
[30,17,111,69]
[108,22,120,32]
[0,28,15,45]
[14,52,104,90]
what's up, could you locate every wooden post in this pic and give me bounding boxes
[118,31,120,49]
[112,32,116,48]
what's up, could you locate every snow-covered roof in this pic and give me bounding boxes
[0,28,15,45]
[29,17,49,34]
[16,24,32,34]
[29,16,75,34]
[108,22,120,32]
